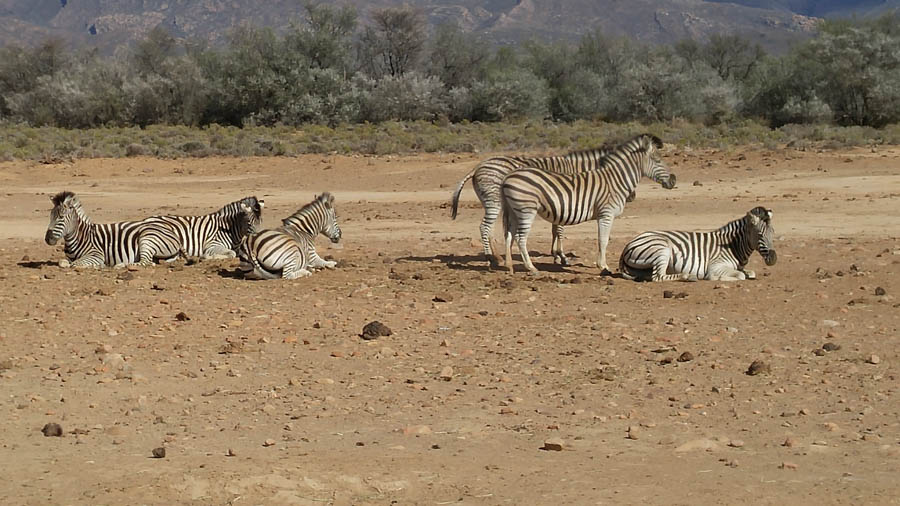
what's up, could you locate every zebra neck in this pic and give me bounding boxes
[718,217,755,265]
[283,216,320,238]
[64,219,93,258]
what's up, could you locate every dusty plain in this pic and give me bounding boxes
[0,144,898,505]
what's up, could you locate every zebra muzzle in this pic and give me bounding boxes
[764,250,778,266]
[45,230,59,245]
[661,174,676,189]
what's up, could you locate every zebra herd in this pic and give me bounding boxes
[44,132,776,282]
[44,191,342,280]
[452,133,777,281]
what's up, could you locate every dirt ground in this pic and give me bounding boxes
[0,143,898,505]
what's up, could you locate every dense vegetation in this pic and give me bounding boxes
[0,3,898,158]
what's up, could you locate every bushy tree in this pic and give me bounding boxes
[470,68,550,122]
[425,22,490,89]
[357,6,426,79]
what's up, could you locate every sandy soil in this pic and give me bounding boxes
[0,144,898,505]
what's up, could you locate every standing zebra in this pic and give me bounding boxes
[450,144,635,267]
[143,196,264,262]
[44,191,178,268]
[500,134,676,275]
[238,193,342,280]
[619,207,777,282]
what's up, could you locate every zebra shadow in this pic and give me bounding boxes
[18,260,59,269]
[396,253,573,273]
[216,268,246,280]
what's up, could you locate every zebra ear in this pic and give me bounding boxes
[646,134,664,149]
[318,192,335,208]
[258,200,265,209]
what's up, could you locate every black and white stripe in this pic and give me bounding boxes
[238,193,342,280]
[44,191,177,268]
[144,196,264,261]
[451,144,632,266]
[499,134,676,274]
[619,207,777,282]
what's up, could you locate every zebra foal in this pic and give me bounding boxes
[450,144,634,267]
[499,134,676,275]
[238,193,342,280]
[44,191,177,268]
[619,207,777,282]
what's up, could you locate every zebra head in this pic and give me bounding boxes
[637,134,676,190]
[748,207,777,266]
[46,191,83,245]
[316,192,342,243]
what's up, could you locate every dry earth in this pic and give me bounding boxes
[0,144,898,505]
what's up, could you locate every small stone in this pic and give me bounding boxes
[728,439,745,448]
[821,320,840,327]
[263,439,276,447]
[663,290,674,299]
[677,351,694,362]
[746,360,771,376]
[824,422,839,432]
[626,426,641,440]
[867,354,881,365]
[692,180,703,186]
[542,438,565,451]
[875,287,886,296]
[780,461,799,470]
[822,342,841,352]
[361,321,392,340]
[41,423,63,437]
[439,366,453,381]
[175,312,190,321]
[813,348,826,356]
[226,448,237,457]
[783,437,797,448]
[432,294,453,303]
[151,447,166,458]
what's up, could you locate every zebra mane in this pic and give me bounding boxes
[282,193,334,226]
[51,191,77,206]
[749,206,773,223]
[216,196,262,217]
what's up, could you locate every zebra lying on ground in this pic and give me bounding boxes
[499,134,676,275]
[619,207,777,282]
[237,193,342,280]
[45,191,178,268]
[450,144,635,267]
[142,196,264,262]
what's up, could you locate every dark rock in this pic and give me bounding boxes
[822,342,841,352]
[175,312,190,322]
[41,423,63,437]
[875,287,886,296]
[746,360,771,376]
[152,447,166,458]
[361,321,392,340]
[663,290,674,299]
[677,351,694,362]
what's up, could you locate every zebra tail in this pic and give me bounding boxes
[450,166,478,220]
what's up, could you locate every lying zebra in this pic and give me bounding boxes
[142,196,264,262]
[619,207,777,282]
[238,193,342,280]
[45,191,180,268]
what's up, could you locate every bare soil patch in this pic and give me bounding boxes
[0,146,898,504]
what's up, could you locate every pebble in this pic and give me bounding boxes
[780,461,799,470]
[746,360,771,376]
[439,366,454,381]
[813,348,826,356]
[867,354,881,365]
[263,439,276,447]
[821,320,840,327]
[677,351,694,362]
[151,447,166,458]
[542,438,565,451]
[626,426,640,440]
[728,439,745,448]
[41,423,63,437]
[875,287,886,296]
[822,342,841,352]
[783,437,797,448]
[226,448,237,457]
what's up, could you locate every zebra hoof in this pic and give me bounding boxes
[683,274,699,282]
[58,259,71,268]
[744,270,756,280]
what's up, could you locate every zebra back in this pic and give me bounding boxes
[148,196,264,256]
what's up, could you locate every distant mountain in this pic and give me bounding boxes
[0,0,896,53]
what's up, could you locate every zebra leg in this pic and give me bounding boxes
[308,250,336,269]
[481,205,502,268]
[742,269,756,280]
[595,214,615,273]
[202,244,237,260]
[551,225,568,266]
[71,255,104,269]
[514,210,539,275]
[709,263,747,281]
[505,229,515,275]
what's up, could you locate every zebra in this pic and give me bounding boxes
[44,191,179,268]
[619,207,777,282]
[450,144,636,267]
[499,134,676,275]
[142,196,264,262]
[237,192,342,280]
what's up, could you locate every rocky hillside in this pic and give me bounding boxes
[0,0,896,52]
